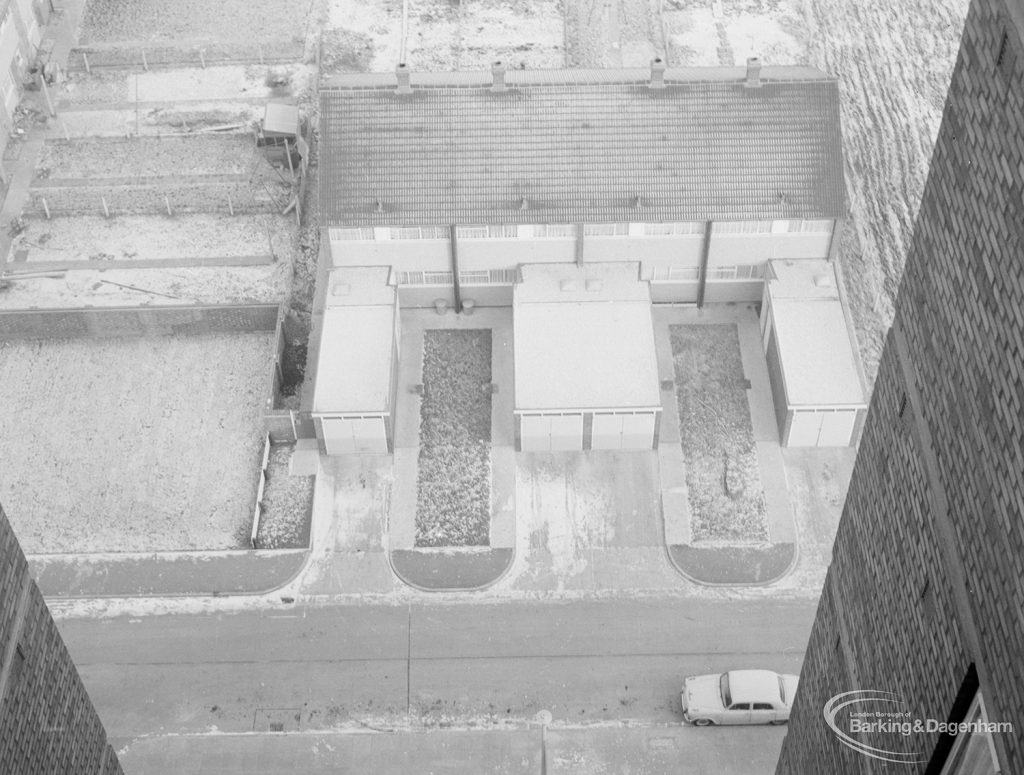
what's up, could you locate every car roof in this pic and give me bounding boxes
[727,670,781,705]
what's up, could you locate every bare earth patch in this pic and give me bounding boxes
[35,135,260,180]
[670,324,768,543]
[79,0,309,47]
[415,330,492,548]
[0,332,274,553]
[13,213,293,263]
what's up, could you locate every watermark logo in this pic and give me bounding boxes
[824,690,1013,764]
[824,690,925,764]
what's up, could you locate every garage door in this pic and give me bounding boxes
[787,410,856,447]
[520,414,583,452]
[591,413,656,450]
[817,410,857,447]
[322,416,388,455]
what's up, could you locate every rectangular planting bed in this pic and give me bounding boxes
[670,324,769,543]
[415,329,492,547]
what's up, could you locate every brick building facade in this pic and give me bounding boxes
[776,0,1024,772]
[0,503,123,774]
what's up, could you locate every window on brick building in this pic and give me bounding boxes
[937,693,1002,774]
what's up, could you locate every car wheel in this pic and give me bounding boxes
[692,718,714,727]
[770,719,789,726]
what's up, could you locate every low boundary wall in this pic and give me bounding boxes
[0,302,281,340]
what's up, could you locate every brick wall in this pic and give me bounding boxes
[0,504,123,774]
[777,0,1024,771]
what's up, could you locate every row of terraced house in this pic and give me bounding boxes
[310,58,868,456]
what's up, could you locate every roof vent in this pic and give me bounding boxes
[633,194,644,209]
[777,191,789,205]
[813,273,833,288]
[491,61,507,93]
[396,63,411,95]
[375,198,384,213]
[745,57,762,88]
[560,279,578,292]
[650,57,667,89]
[519,196,529,211]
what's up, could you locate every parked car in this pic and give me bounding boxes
[681,669,799,726]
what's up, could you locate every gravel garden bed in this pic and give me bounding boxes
[670,324,769,543]
[35,135,260,181]
[255,445,314,549]
[415,330,492,547]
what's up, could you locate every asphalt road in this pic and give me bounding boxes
[58,597,816,742]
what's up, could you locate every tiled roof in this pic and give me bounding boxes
[319,67,846,227]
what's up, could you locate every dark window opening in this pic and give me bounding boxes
[997,31,1009,68]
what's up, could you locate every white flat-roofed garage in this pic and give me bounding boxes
[513,262,662,452]
[312,267,400,454]
[760,259,868,447]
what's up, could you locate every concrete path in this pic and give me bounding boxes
[28,549,306,598]
[117,723,785,774]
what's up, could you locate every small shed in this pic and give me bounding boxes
[760,260,868,447]
[311,267,400,454]
[513,262,661,451]
[261,101,300,139]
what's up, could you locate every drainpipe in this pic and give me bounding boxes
[575,223,585,266]
[449,224,463,313]
[696,220,713,308]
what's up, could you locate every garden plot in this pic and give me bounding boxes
[798,0,968,383]
[663,0,807,67]
[13,213,294,263]
[325,0,563,73]
[415,330,492,547]
[57,65,315,108]
[35,135,260,181]
[0,332,275,553]
[26,135,290,217]
[54,103,265,139]
[0,264,290,309]
[670,324,768,543]
[78,0,312,52]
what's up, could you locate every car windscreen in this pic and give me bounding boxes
[778,675,786,703]
[720,673,731,706]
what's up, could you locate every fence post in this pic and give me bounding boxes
[42,198,50,219]
[83,52,90,74]
[164,195,172,216]
[199,50,206,69]
[61,121,70,141]
[228,194,234,216]
[141,49,148,71]
[39,77,56,117]
[101,196,109,218]
[284,137,294,177]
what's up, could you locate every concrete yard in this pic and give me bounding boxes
[0,332,274,553]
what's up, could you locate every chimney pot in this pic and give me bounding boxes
[491,61,507,93]
[519,196,529,211]
[745,57,762,88]
[650,57,666,89]
[396,63,411,95]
